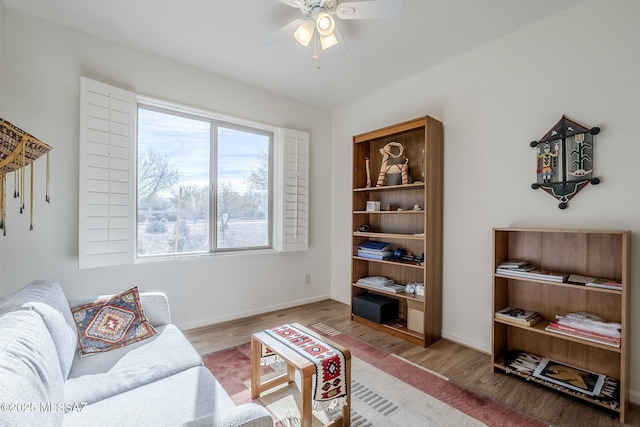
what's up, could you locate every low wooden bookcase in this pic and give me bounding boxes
[491,227,630,422]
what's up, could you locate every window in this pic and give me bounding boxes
[79,77,308,269]
[215,124,272,250]
[136,105,274,257]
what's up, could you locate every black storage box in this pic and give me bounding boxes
[352,293,399,324]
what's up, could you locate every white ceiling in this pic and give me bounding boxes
[4,0,584,109]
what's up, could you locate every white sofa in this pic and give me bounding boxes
[0,280,273,427]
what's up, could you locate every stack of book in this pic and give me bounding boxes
[496,260,568,283]
[545,313,621,348]
[497,260,534,271]
[495,306,542,326]
[568,274,622,291]
[357,240,393,260]
[356,276,406,293]
[586,279,622,290]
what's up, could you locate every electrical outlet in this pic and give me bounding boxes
[304,274,311,285]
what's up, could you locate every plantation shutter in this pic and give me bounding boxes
[78,77,136,269]
[276,128,309,252]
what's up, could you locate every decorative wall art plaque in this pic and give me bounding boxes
[530,115,600,209]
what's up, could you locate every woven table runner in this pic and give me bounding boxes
[261,324,348,411]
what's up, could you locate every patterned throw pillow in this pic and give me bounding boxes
[72,286,158,356]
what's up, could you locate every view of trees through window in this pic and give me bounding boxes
[137,106,272,256]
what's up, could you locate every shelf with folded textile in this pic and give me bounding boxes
[351,116,443,347]
[491,227,630,422]
[0,118,52,236]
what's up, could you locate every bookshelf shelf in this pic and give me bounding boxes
[351,116,443,347]
[352,231,425,240]
[352,282,426,302]
[353,210,425,214]
[352,314,424,346]
[492,359,620,413]
[493,317,623,353]
[353,183,424,192]
[494,273,623,294]
[353,256,424,269]
[491,228,630,422]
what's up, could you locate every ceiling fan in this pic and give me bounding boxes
[263,0,403,58]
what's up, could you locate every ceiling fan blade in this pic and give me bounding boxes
[336,0,403,20]
[261,18,305,46]
[275,0,305,8]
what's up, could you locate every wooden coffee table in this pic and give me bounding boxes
[250,323,351,427]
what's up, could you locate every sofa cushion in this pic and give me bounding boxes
[0,309,65,427]
[71,286,157,356]
[63,367,240,427]
[0,280,77,379]
[65,324,204,404]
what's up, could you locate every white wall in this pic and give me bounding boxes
[0,10,333,329]
[0,1,5,113]
[0,0,6,292]
[332,0,640,403]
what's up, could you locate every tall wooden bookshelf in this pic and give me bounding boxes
[351,116,443,347]
[492,228,630,422]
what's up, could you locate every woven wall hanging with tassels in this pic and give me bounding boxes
[0,118,52,235]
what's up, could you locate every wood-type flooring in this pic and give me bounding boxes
[184,299,639,427]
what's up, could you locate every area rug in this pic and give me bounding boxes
[202,323,547,427]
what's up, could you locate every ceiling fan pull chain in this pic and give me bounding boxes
[313,36,321,69]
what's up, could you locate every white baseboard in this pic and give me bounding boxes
[178,294,331,331]
[331,294,350,305]
[442,330,491,354]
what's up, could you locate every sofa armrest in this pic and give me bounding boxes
[139,292,172,327]
[67,292,171,327]
[176,404,273,427]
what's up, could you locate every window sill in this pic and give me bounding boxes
[135,248,279,264]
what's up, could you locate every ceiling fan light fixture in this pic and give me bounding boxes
[320,32,338,50]
[315,11,335,36]
[293,20,315,46]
